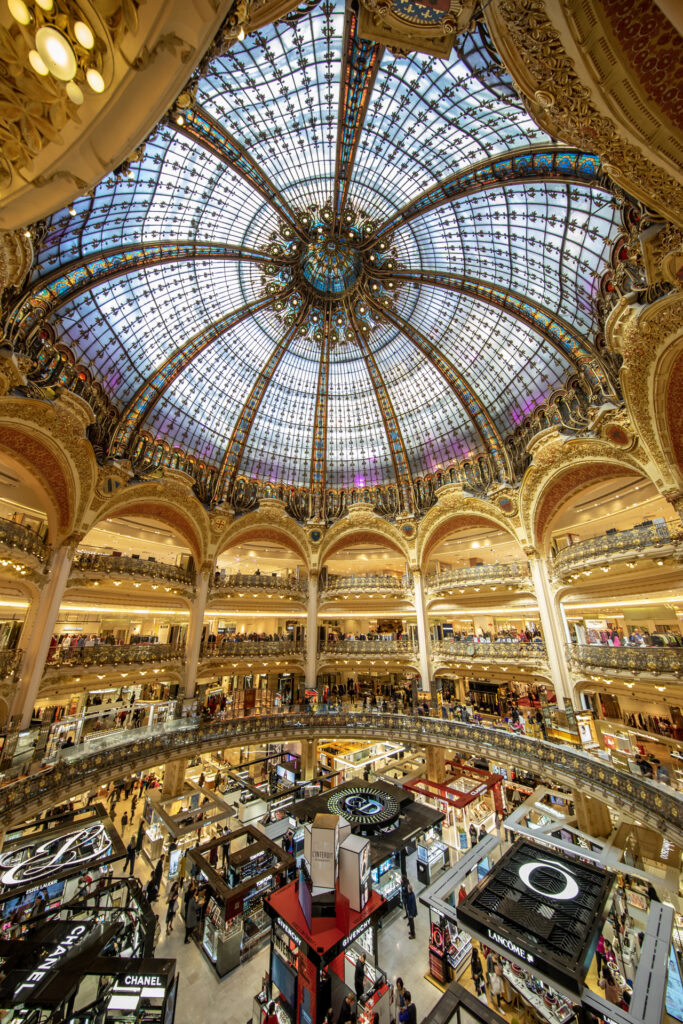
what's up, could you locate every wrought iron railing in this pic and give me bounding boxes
[321,574,411,594]
[433,639,547,661]
[553,520,681,574]
[0,649,21,680]
[568,643,683,676]
[211,573,307,596]
[72,551,195,586]
[44,643,185,670]
[426,561,530,591]
[200,639,304,658]
[319,639,418,656]
[0,712,681,845]
[0,517,48,563]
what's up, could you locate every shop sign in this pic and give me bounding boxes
[0,822,110,888]
[342,921,370,949]
[517,859,579,901]
[276,918,301,949]
[14,924,88,1000]
[486,928,535,965]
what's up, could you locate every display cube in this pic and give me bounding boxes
[338,834,371,912]
[309,813,339,890]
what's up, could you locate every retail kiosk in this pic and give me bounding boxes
[187,824,295,978]
[288,780,445,908]
[406,762,503,859]
[141,783,231,877]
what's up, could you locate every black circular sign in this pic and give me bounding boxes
[327,787,400,833]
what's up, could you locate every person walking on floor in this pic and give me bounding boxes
[405,883,418,939]
[336,993,355,1024]
[153,854,164,891]
[122,836,136,876]
[398,989,417,1024]
[166,884,179,935]
[184,891,199,944]
[471,947,485,996]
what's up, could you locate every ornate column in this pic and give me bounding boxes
[425,746,446,784]
[527,551,574,709]
[413,569,434,703]
[183,564,211,699]
[305,573,318,695]
[300,738,318,781]
[13,539,78,730]
[162,758,188,797]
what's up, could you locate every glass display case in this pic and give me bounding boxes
[416,835,447,885]
[370,854,402,904]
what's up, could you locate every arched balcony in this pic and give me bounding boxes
[43,642,185,677]
[211,572,307,600]
[553,520,682,578]
[433,639,548,666]
[0,648,21,682]
[320,573,412,597]
[319,638,418,658]
[0,517,49,569]
[71,551,196,588]
[568,643,683,678]
[426,560,531,595]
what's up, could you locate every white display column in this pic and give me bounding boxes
[528,554,574,709]
[413,569,434,705]
[183,566,210,699]
[14,543,75,730]
[305,573,318,695]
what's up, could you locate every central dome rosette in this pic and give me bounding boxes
[301,238,362,296]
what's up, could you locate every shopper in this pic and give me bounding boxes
[400,875,409,919]
[398,989,417,1024]
[264,1002,279,1024]
[599,966,622,1005]
[471,948,485,995]
[153,854,164,890]
[489,958,506,1012]
[184,891,199,944]
[165,888,178,935]
[354,953,365,1001]
[336,993,355,1023]
[394,978,406,1018]
[122,836,136,875]
[405,883,418,939]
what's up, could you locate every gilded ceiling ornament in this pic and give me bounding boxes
[492,0,683,228]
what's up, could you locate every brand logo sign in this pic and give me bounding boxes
[14,925,88,999]
[0,823,111,888]
[517,859,579,901]
[342,921,371,949]
[487,928,535,964]
[277,918,301,949]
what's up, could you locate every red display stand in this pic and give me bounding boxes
[263,880,389,1024]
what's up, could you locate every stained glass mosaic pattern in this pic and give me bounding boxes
[25,0,625,495]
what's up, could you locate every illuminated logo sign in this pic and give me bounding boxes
[342,921,371,949]
[14,925,88,999]
[0,823,111,888]
[487,928,535,964]
[328,787,400,831]
[517,859,579,901]
[276,918,302,949]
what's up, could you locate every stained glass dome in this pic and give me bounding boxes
[22,2,624,502]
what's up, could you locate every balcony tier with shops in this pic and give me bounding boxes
[426,560,531,595]
[0,517,49,576]
[320,574,412,598]
[568,642,683,680]
[42,642,185,681]
[71,552,196,590]
[210,572,307,600]
[433,638,548,667]
[553,521,683,579]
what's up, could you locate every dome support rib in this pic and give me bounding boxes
[110,288,293,459]
[347,304,415,515]
[375,300,511,481]
[9,241,289,339]
[365,147,607,246]
[333,3,384,228]
[174,106,306,238]
[309,311,332,520]
[216,299,312,500]
[383,269,597,369]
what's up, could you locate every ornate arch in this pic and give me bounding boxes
[417,488,523,570]
[0,395,97,544]
[608,292,683,493]
[519,435,653,552]
[86,483,210,565]
[214,516,311,569]
[320,511,411,567]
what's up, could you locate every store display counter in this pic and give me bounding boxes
[503,963,576,1024]
[417,836,448,885]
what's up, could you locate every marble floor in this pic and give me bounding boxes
[114,788,444,1024]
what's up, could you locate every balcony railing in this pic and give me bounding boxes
[319,639,418,657]
[72,551,195,586]
[200,639,304,658]
[44,642,185,670]
[211,573,307,596]
[426,561,530,592]
[0,518,48,563]
[553,520,682,575]
[321,574,411,595]
[0,649,21,680]
[434,639,547,661]
[568,643,683,677]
